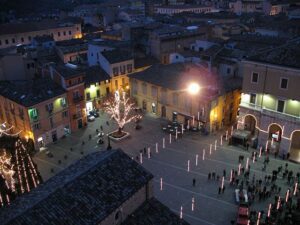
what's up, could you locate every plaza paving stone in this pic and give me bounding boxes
[33,113,300,225]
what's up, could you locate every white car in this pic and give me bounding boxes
[235,189,248,203]
[87,115,95,122]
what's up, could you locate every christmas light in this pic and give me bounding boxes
[103,91,142,134]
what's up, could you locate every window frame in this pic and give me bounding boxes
[279,77,288,90]
[276,99,285,113]
[251,72,259,84]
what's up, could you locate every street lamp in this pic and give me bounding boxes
[187,83,200,95]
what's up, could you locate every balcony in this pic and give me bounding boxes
[240,102,300,123]
[261,108,300,123]
[240,102,262,111]
[72,96,84,104]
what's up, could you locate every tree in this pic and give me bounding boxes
[102,91,141,135]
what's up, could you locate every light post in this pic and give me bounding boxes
[187,83,200,128]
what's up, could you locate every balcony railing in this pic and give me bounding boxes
[240,102,300,123]
[73,96,84,104]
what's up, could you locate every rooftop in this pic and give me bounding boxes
[157,4,211,9]
[246,41,300,69]
[54,63,86,79]
[85,65,111,86]
[134,56,160,69]
[0,78,66,107]
[102,49,133,64]
[129,63,219,97]
[0,149,154,225]
[56,43,88,54]
[0,17,81,36]
[122,198,190,225]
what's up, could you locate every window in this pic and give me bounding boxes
[122,78,125,86]
[251,72,259,83]
[142,83,147,95]
[63,31,66,36]
[5,39,9,45]
[250,93,256,104]
[58,32,61,37]
[96,90,100,98]
[113,67,119,76]
[27,63,30,69]
[28,36,31,41]
[69,31,72,35]
[86,92,91,100]
[21,37,24,42]
[120,65,126,74]
[127,64,132,73]
[0,40,1,45]
[280,78,288,89]
[68,80,72,86]
[61,98,67,107]
[19,108,24,119]
[96,53,99,60]
[277,100,285,113]
[33,123,40,130]
[12,38,15,43]
[151,86,157,97]
[46,103,53,112]
[62,111,68,118]
[227,67,231,74]
[49,117,54,128]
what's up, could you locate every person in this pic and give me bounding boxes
[212,172,216,180]
[106,121,109,126]
[218,187,221,194]
[287,152,290,160]
[246,142,249,150]
[192,178,196,187]
[208,172,211,180]
[143,147,146,154]
[100,125,103,131]
[223,169,226,178]
[89,134,92,140]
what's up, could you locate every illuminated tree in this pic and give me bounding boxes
[0,122,21,137]
[102,91,142,135]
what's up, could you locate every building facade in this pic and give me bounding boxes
[238,57,300,161]
[130,63,241,132]
[0,18,82,49]
[0,79,69,150]
[50,64,87,132]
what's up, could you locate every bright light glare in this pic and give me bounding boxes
[187,83,200,95]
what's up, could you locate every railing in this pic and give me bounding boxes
[240,102,300,123]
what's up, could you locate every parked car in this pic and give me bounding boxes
[87,115,95,122]
[89,110,99,118]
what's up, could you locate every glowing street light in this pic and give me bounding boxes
[187,83,200,95]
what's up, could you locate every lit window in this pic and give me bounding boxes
[250,94,256,104]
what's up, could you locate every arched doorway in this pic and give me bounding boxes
[161,106,166,118]
[268,124,282,153]
[289,131,300,163]
[244,115,256,135]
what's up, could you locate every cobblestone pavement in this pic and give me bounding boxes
[34,113,300,225]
